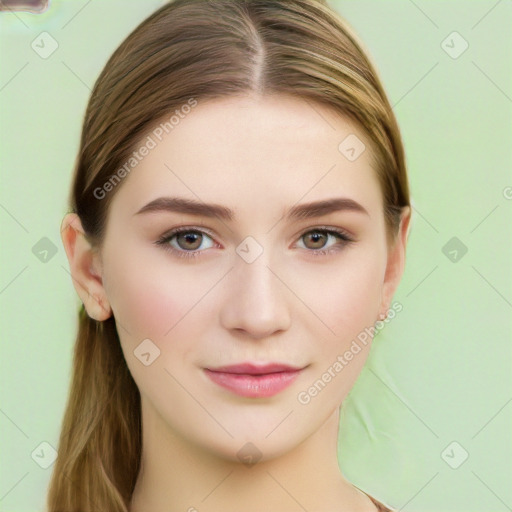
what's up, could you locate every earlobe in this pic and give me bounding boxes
[60,213,112,321]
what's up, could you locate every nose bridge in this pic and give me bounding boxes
[220,237,291,337]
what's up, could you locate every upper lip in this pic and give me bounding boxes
[205,363,304,375]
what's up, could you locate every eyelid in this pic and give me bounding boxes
[294,224,355,242]
[156,224,220,244]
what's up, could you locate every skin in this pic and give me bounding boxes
[61,93,410,512]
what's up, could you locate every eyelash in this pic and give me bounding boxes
[154,225,355,260]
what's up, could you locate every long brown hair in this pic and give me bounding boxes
[48,1,410,510]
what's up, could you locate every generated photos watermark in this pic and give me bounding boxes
[93,98,198,200]
[297,301,403,405]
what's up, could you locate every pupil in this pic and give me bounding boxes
[309,232,325,248]
[180,232,200,249]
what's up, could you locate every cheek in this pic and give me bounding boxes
[106,268,174,340]
[102,254,209,403]
[102,246,223,347]
[299,251,385,347]
[101,244,189,342]
[296,255,385,408]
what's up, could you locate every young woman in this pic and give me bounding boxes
[50,1,411,510]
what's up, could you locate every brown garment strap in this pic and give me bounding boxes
[367,493,394,512]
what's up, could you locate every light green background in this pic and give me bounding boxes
[1,1,511,511]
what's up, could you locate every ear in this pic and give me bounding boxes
[378,206,411,319]
[60,213,112,321]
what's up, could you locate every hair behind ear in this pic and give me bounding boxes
[46,308,141,512]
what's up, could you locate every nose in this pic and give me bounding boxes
[219,249,292,339]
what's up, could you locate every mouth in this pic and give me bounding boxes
[203,362,305,398]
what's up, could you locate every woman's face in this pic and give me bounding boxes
[95,94,406,461]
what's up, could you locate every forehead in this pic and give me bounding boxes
[109,94,382,220]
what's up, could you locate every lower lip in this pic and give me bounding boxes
[203,369,302,398]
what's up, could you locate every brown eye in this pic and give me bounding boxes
[156,228,216,256]
[297,228,353,255]
[175,231,203,250]
[303,231,329,250]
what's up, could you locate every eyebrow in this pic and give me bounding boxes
[133,196,369,221]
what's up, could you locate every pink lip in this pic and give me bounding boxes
[203,362,304,398]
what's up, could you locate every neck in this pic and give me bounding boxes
[129,398,376,512]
